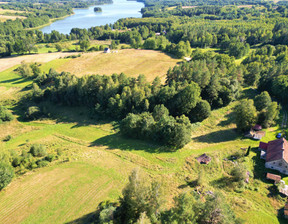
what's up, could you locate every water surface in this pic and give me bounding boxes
[41,0,144,34]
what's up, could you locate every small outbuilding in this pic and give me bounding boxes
[266,173,281,183]
[104,47,111,53]
[253,131,266,140]
[196,153,211,164]
[245,129,266,140]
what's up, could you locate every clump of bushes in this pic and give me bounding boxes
[44,154,55,162]
[15,62,41,78]
[0,106,14,122]
[120,105,193,148]
[0,162,14,191]
[230,163,248,188]
[64,54,81,59]
[36,160,49,168]
[10,145,59,172]
[26,106,43,120]
[29,144,47,157]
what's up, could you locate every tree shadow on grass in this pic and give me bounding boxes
[251,147,268,181]
[0,77,31,85]
[217,111,235,127]
[277,207,288,224]
[65,211,96,224]
[210,176,233,189]
[90,133,173,153]
[192,129,239,143]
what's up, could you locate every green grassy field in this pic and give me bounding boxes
[45,49,181,82]
[0,61,287,223]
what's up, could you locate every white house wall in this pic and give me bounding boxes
[265,159,288,175]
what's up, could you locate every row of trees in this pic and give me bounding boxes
[26,65,214,125]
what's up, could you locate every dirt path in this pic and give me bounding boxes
[0,52,78,72]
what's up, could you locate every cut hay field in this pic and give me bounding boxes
[51,49,181,82]
[0,52,78,73]
[0,65,287,223]
[0,15,26,22]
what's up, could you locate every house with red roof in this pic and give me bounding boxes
[260,138,288,174]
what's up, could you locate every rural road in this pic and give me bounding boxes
[0,52,78,73]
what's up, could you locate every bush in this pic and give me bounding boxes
[231,164,247,185]
[29,144,47,157]
[26,106,42,120]
[12,157,22,167]
[36,160,49,168]
[0,162,14,190]
[0,106,14,122]
[44,154,55,162]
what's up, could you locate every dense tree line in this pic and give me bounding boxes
[242,44,288,103]
[27,64,215,124]
[166,51,241,108]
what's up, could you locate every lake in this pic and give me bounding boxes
[40,0,144,34]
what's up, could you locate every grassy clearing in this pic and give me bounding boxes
[0,65,287,223]
[0,15,26,22]
[0,52,78,73]
[54,49,180,82]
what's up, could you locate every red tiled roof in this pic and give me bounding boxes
[259,142,268,150]
[266,173,281,182]
[266,138,288,163]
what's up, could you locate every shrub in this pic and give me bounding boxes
[12,157,22,167]
[0,162,14,190]
[44,154,55,162]
[36,160,49,168]
[0,106,14,122]
[29,144,47,157]
[26,106,42,120]
[231,164,247,185]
